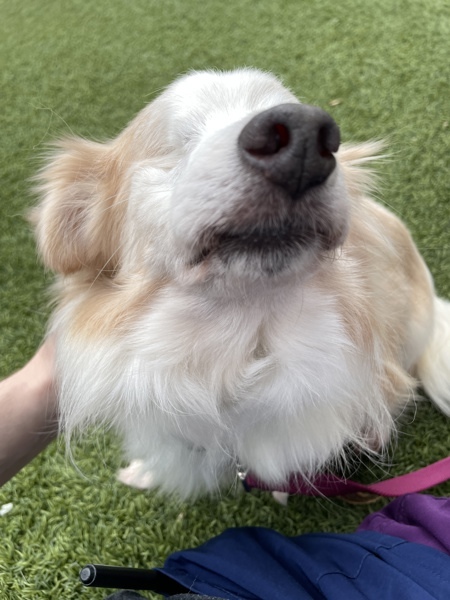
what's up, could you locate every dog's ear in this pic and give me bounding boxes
[31,137,128,275]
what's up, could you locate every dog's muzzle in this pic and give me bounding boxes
[238,103,340,198]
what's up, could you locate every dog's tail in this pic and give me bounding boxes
[417,296,450,415]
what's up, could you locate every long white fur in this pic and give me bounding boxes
[34,69,450,499]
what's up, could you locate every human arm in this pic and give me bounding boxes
[0,338,58,486]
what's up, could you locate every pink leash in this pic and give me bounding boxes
[245,456,450,498]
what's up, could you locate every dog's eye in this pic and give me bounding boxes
[176,126,203,151]
[182,131,199,145]
[176,110,207,148]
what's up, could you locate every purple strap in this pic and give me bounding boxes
[245,456,450,497]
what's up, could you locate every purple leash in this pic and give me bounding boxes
[245,456,450,498]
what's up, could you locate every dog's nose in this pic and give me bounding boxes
[238,103,340,198]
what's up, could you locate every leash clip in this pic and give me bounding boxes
[236,463,251,492]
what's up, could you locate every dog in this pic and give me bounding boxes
[32,68,450,499]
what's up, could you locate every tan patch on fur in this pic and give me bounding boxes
[318,141,435,414]
[32,94,179,341]
[31,138,127,274]
[57,272,168,339]
[32,93,175,276]
[332,150,433,413]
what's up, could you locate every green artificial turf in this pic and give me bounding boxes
[0,0,449,598]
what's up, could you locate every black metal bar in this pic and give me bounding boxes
[79,564,189,594]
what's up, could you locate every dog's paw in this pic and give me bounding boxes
[272,491,289,506]
[117,460,156,490]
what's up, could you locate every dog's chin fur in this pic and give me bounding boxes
[32,68,450,499]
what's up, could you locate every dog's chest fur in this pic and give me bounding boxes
[55,270,384,493]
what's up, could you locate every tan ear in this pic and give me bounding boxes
[31,137,128,275]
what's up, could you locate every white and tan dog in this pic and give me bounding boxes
[33,69,450,498]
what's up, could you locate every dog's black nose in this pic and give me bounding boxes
[238,103,340,198]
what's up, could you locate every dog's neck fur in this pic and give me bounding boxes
[53,256,395,498]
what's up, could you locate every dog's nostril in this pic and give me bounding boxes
[273,123,290,152]
[317,124,340,158]
[246,122,290,157]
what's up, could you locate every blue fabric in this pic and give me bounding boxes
[158,527,450,599]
